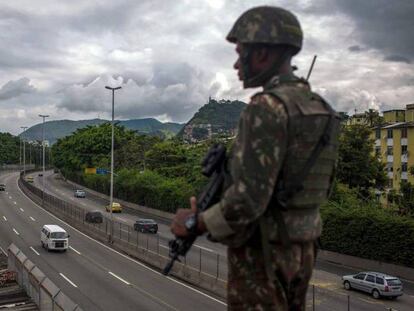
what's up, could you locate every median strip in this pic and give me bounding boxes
[30,246,40,256]
[13,228,19,235]
[108,271,130,285]
[59,273,78,288]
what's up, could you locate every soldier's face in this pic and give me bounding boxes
[234,43,244,81]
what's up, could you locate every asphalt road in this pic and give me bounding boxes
[9,170,414,310]
[29,170,228,279]
[0,171,227,311]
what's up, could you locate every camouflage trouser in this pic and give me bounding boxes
[227,241,316,311]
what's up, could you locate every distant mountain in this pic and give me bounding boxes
[178,98,246,142]
[22,118,184,144]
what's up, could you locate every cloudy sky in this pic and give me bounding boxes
[0,0,413,134]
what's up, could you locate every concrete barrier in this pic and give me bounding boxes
[7,243,83,311]
[318,250,414,282]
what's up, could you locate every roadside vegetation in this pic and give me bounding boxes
[51,122,414,267]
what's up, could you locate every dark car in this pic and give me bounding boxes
[38,173,43,177]
[0,184,5,191]
[134,219,158,233]
[85,211,103,223]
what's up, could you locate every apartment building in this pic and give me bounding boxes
[372,105,414,190]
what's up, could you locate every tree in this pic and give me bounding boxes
[364,109,384,127]
[337,124,387,194]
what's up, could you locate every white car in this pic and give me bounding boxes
[41,225,69,252]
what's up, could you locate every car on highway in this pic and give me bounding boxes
[342,271,403,299]
[38,173,43,177]
[41,225,70,252]
[85,210,103,223]
[26,176,34,183]
[0,184,5,191]
[74,189,86,198]
[106,202,122,213]
[134,219,158,233]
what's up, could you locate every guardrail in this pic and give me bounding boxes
[7,243,83,311]
[19,172,227,297]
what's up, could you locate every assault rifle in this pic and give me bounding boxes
[163,144,226,275]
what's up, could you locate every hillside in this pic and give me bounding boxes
[22,118,184,144]
[178,98,246,142]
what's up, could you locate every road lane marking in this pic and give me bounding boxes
[17,178,227,306]
[19,208,24,212]
[2,216,7,221]
[13,228,19,235]
[0,246,7,256]
[194,244,213,252]
[69,246,81,255]
[59,273,78,288]
[30,247,40,256]
[30,216,36,221]
[109,271,130,285]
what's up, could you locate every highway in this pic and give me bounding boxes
[29,170,228,279]
[3,169,414,310]
[0,170,227,311]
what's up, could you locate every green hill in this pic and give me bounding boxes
[177,98,246,141]
[22,118,184,145]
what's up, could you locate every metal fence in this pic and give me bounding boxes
[19,172,228,282]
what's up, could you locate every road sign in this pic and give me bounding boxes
[96,168,108,175]
[84,167,96,174]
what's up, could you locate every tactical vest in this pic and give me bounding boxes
[258,76,340,244]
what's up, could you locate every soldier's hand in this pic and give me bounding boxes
[171,197,197,237]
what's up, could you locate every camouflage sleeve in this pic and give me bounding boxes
[202,94,288,246]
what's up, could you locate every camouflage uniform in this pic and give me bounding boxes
[201,6,340,311]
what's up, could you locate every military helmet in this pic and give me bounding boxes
[226,6,303,54]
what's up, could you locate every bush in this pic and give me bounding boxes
[321,201,414,267]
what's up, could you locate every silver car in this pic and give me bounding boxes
[74,189,86,198]
[342,271,403,299]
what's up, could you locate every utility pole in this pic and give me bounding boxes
[105,85,122,242]
[20,127,28,176]
[39,114,49,204]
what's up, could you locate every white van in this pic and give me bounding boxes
[41,225,69,251]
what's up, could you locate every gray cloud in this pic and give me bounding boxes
[331,0,414,61]
[0,78,35,100]
[384,55,411,64]
[348,45,363,52]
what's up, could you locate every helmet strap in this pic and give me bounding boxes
[242,46,292,88]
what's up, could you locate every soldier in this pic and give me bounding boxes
[171,6,340,310]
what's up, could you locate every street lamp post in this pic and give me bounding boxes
[39,114,49,204]
[105,86,122,242]
[20,127,28,176]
